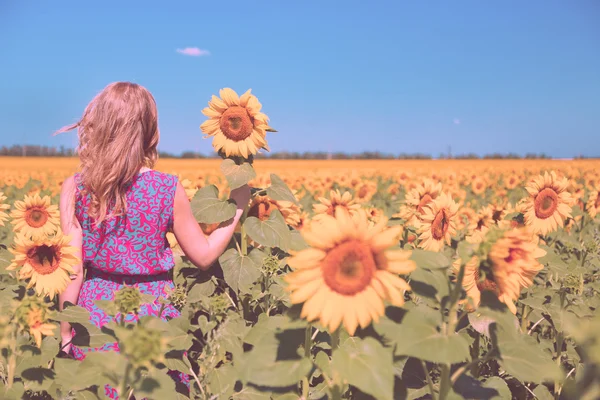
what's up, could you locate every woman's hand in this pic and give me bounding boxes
[230,184,251,210]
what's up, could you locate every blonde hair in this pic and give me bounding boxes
[55,82,159,227]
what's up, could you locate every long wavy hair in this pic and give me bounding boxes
[55,82,159,227]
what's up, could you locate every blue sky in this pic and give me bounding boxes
[0,0,599,157]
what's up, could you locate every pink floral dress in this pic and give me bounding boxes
[70,170,189,398]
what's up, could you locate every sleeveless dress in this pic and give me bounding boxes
[70,170,189,398]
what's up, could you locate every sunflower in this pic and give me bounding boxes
[15,295,55,348]
[452,256,519,314]
[0,192,10,226]
[285,209,415,335]
[586,187,600,219]
[415,193,459,252]
[465,207,494,244]
[313,189,361,221]
[200,88,271,158]
[471,177,487,196]
[504,173,521,190]
[353,181,378,203]
[247,195,302,228]
[397,179,443,226]
[488,228,546,311]
[521,171,573,235]
[10,193,60,240]
[7,232,79,298]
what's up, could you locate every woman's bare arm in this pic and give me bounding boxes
[58,175,84,353]
[173,182,250,270]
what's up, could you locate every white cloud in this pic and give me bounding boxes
[176,47,210,57]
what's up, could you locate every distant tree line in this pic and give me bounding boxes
[0,145,594,159]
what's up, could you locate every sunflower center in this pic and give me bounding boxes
[474,269,500,295]
[417,193,433,214]
[595,193,600,209]
[219,106,254,141]
[357,185,369,199]
[27,245,60,275]
[492,210,503,223]
[432,209,449,240]
[25,207,49,228]
[476,218,486,231]
[504,248,525,264]
[534,188,558,219]
[248,200,277,221]
[321,240,376,295]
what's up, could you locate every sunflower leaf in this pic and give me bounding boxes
[191,185,237,224]
[243,209,292,250]
[331,337,394,400]
[266,174,298,205]
[375,308,471,364]
[221,159,256,190]
[410,250,451,270]
[219,248,264,295]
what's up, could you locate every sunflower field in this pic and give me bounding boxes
[0,90,599,400]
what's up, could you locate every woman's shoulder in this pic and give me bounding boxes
[145,170,179,186]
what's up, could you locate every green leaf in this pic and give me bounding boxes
[221,159,256,190]
[53,303,94,325]
[206,364,237,399]
[236,315,310,388]
[21,367,55,392]
[410,249,451,270]
[375,308,470,364]
[134,368,178,400]
[232,387,273,399]
[243,209,292,250]
[266,174,298,205]
[219,248,263,294]
[481,377,512,400]
[54,358,100,392]
[409,267,450,304]
[533,384,554,400]
[191,185,237,224]
[187,278,217,301]
[40,336,59,366]
[71,322,114,348]
[331,337,394,400]
[496,334,563,383]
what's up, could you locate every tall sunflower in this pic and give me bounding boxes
[521,171,573,235]
[285,209,415,335]
[248,195,302,228]
[488,228,546,306]
[7,232,80,298]
[200,88,271,158]
[312,189,361,221]
[10,193,60,241]
[465,206,494,244]
[0,192,10,226]
[15,295,55,348]
[586,187,600,219]
[397,179,443,226]
[415,193,459,252]
[453,255,522,314]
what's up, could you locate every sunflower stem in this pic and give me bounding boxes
[439,259,466,400]
[6,325,17,389]
[119,362,132,398]
[421,360,437,400]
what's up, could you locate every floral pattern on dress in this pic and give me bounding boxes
[70,171,189,399]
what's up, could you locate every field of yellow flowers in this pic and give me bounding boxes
[1,156,600,400]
